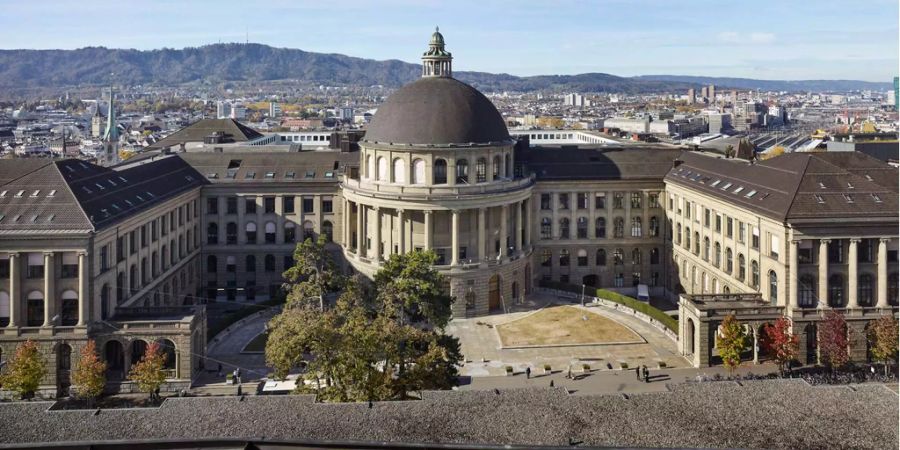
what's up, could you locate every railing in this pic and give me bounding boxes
[114,305,204,319]
[342,174,534,199]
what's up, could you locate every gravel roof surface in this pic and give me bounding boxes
[0,380,895,449]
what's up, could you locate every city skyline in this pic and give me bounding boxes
[0,0,897,82]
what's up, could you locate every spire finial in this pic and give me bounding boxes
[435,26,439,32]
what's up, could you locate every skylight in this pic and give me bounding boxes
[745,190,757,198]
[0,191,6,198]
[842,194,853,203]
[47,190,56,197]
[207,173,218,179]
[733,186,744,194]
[305,171,315,178]
[108,179,117,187]
[872,193,882,203]
[846,182,854,189]
[710,180,721,187]
[814,194,825,204]
[324,171,334,178]
[721,182,732,190]
[865,174,874,181]
[818,182,826,189]
[245,171,256,179]
[285,171,295,179]
[82,186,92,194]
[265,172,276,179]
[29,190,39,197]
[14,190,24,198]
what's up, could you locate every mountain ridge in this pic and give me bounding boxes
[0,43,889,93]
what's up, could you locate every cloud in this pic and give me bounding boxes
[749,32,776,44]
[716,31,776,45]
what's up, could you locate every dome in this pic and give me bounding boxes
[364,77,510,146]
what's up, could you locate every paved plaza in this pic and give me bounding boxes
[447,292,688,377]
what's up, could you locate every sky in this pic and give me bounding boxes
[1,0,897,81]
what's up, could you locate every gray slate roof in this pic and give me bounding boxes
[518,146,681,181]
[177,151,358,184]
[665,151,899,222]
[149,119,264,150]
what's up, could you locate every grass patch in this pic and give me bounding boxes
[539,281,678,332]
[496,305,641,347]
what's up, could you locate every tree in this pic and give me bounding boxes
[129,341,166,402]
[283,235,343,310]
[0,340,46,399]
[266,250,461,402]
[867,316,898,375]
[818,310,850,372]
[71,340,106,406]
[716,314,748,374]
[760,317,799,377]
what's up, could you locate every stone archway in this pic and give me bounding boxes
[104,340,125,381]
[56,343,72,397]
[488,274,501,312]
[686,318,696,356]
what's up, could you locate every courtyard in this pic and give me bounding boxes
[495,305,643,347]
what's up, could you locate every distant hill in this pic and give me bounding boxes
[634,75,892,92]
[0,44,887,94]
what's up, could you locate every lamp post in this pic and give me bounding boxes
[581,284,585,306]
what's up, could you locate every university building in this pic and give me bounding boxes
[0,31,897,396]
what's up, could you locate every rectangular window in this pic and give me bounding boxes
[264,197,275,214]
[283,196,295,214]
[595,193,606,209]
[704,209,710,227]
[116,237,125,262]
[738,222,745,243]
[302,198,314,213]
[322,199,333,213]
[726,217,733,238]
[540,194,551,210]
[613,192,624,209]
[715,214,721,233]
[558,193,569,210]
[207,197,218,214]
[648,192,660,208]
[751,226,760,249]
[129,231,137,255]
[226,197,237,214]
[630,192,642,209]
[770,234,780,259]
[245,198,257,214]
[100,246,109,272]
[577,193,588,209]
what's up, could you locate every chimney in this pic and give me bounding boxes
[673,159,683,168]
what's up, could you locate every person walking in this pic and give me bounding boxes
[642,365,649,383]
[526,367,531,379]
[635,367,641,381]
[566,365,572,380]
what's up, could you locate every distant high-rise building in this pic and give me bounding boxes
[708,84,716,103]
[216,101,231,119]
[894,77,899,110]
[230,103,246,120]
[90,104,103,138]
[687,88,695,104]
[100,86,119,166]
[700,86,708,99]
[269,102,282,118]
[564,93,589,107]
[731,90,738,103]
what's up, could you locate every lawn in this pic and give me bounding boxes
[496,306,642,347]
[242,332,269,353]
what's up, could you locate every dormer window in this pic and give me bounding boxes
[814,194,825,204]
[846,182,854,189]
[14,190,24,198]
[843,194,853,203]
[29,190,39,197]
[871,193,882,203]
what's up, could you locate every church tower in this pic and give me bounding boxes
[90,102,103,138]
[100,85,120,166]
[421,27,452,78]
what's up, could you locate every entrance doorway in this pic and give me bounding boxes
[488,274,501,312]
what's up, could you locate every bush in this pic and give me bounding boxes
[504,366,513,376]
[582,364,591,372]
[539,280,678,332]
[620,362,629,369]
[543,364,551,372]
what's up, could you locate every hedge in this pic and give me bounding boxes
[538,280,678,332]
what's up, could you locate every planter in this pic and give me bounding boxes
[543,364,552,375]
[581,364,591,373]
[619,362,629,370]
[657,361,667,369]
[505,366,514,376]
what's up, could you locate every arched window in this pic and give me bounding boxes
[799,275,815,307]
[649,216,659,237]
[559,249,570,266]
[769,271,778,304]
[245,255,256,272]
[433,159,447,184]
[613,248,624,265]
[264,222,276,243]
[632,248,642,265]
[751,260,760,289]
[303,221,315,240]
[614,218,625,238]
[492,155,501,179]
[26,291,44,327]
[322,221,333,242]
[577,217,588,239]
[0,291,9,327]
[284,222,296,243]
[100,284,110,320]
[411,159,425,184]
[714,242,721,267]
[226,256,236,273]
[685,227,691,249]
[828,274,844,307]
[703,237,710,261]
[858,274,874,306]
[377,156,387,181]
[577,249,588,266]
[725,248,733,273]
[245,222,257,244]
[889,273,899,305]
[595,218,606,238]
[207,255,217,273]
[264,254,276,272]
[456,159,469,184]
[129,264,138,291]
[694,232,700,255]
[226,222,237,245]
[631,217,642,237]
[392,158,406,183]
[475,158,487,183]
[650,248,660,264]
[738,254,746,281]
[676,223,682,244]
[702,272,709,293]
[596,249,607,266]
[541,248,552,267]
[207,222,218,244]
[559,218,570,239]
[540,217,552,239]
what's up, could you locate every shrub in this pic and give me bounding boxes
[543,364,551,372]
[539,280,678,332]
[620,362,629,369]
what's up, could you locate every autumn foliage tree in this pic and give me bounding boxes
[128,341,167,402]
[867,316,898,375]
[0,340,46,399]
[716,314,748,374]
[818,310,850,373]
[71,340,106,406]
[760,317,800,377]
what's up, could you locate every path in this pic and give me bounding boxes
[192,308,277,393]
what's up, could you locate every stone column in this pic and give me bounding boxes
[397,209,405,254]
[500,205,508,258]
[515,201,523,254]
[477,208,486,261]
[877,238,889,307]
[43,252,54,327]
[818,239,830,308]
[8,252,19,328]
[451,210,460,266]
[551,193,559,239]
[356,202,363,255]
[789,240,799,308]
[373,207,382,263]
[237,197,246,245]
[274,195,285,244]
[525,198,532,249]
[848,239,858,308]
[424,211,433,251]
[77,251,88,327]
